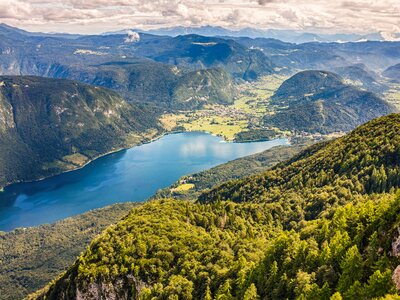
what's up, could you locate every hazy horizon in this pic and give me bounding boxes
[0,0,399,40]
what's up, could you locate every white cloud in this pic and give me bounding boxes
[124,30,140,43]
[0,0,399,38]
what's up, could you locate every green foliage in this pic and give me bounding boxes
[155,144,307,200]
[34,114,400,299]
[247,195,400,299]
[0,203,138,300]
[265,70,395,134]
[0,76,161,188]
[172,68,237,108]
[39,200,276,299]
[234,129,278,143]
[201,114,400,226]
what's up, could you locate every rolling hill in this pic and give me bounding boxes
[0,76,161,189]
[31,113,400,299]
[333,64,387,93]
[264,70,395,133]
[384,63,400,83]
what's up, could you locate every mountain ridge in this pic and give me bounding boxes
[0,75,161,189]
[264,70,396,133]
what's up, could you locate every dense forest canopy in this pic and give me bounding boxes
[32,113,400,299]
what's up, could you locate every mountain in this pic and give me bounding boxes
[383,63,400,83]
[1,23,400,92]
[264,70,395,133]
[333,64,387,93]
[112,25,392,43]
[42,61,237,109]
[232,36,400,71]
[201,113,400,206]
[0,143,307,300]
[0,203,138,300]
[0,29,239,108]
[0,76,161,189]
[172,68,237,108]
[134,34,276,80]
[0,23,82,39]
[31,113,400,299]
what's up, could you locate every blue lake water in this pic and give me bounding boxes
[0,132,288,231]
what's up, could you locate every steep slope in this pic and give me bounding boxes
[384,63,400,83]
[0,31,238,109]
[0,144,306,300]
[46,62,237,109]
[333,64,387,93]
[0,203,138,300]
[265,70,395,133]
[202,113,400,211]
[0,76,161,189]
[172,68,237,108]
[133,34,276,80]
[33,114,400,299]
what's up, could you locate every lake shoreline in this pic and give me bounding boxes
[0,132,288,231]
[0,129,286,191]
[0,129,166,192]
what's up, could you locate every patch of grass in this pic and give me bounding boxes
[62,153,88,166]
[41,160,75,171]
[160,114,189,131]
[171,183,195,192]
[184,116,248,141]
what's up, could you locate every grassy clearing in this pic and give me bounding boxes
[159,114,188,131]
[184,116,248,141]
[171,183,195,192]
[42,160,75,171]
[233,74,288,115]
[62,153,89,166]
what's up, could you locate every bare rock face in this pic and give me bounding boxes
[75,275,147,300]
[392,229,400,257]
[392,265,400,291]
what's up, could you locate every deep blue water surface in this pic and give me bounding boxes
[0,132,288,231]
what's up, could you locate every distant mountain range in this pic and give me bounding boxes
[265,70,396,133]
[105,25,399,44]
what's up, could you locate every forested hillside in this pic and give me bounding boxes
[0,144,305,300]
[0,203,139,300]
[0,76,161,188]
[264,71,396,133]
[32,114,400,299]
[384,64,400,83]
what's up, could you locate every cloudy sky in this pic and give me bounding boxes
[0,0,399,37]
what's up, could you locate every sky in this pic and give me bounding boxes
[0,0,399,38]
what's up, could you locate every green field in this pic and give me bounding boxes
[160,75,288,141]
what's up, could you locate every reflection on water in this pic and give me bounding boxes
[0,132,288,231]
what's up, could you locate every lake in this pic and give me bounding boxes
[0,132,288,231]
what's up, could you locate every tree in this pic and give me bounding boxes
[163,275,194,300]
[338,245,363,293]
[330,292,342,300]
[243,284,259,300]
[215,280,233,300]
